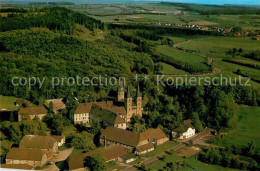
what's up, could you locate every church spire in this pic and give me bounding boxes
[137,84,141,97]
[127,86,131,98]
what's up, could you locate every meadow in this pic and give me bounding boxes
[155,45,209,71]
[213,105,260,151]
[0,95,23,111]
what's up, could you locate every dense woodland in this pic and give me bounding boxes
[0,6,260,168]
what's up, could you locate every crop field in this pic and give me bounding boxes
[67,3,260,30]
[156,45,209,70]
[158,62,189,75]
[177,36,260,59]
[213,105,260,151]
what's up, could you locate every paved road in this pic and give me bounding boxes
[122,129,210,171]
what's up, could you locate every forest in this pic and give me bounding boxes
[1,6,260,169]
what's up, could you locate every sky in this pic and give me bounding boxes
[164,0,260,5]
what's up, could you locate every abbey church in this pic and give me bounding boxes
[72,85,143,128]
[118,85,143,122]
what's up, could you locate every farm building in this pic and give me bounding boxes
[172,120,196,140]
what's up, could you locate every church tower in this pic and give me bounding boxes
[126,87,133,122]
[117,84,125,102]
[136,84,142,117]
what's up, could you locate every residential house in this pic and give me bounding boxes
[172,120,196,140]
[68,145,129,170]
[19,135,58,156]
[5,148,48,167]
[44,99,66,114]
[18,107,47,121]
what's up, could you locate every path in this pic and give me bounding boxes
[173,40,192,48]
[49,148,73,162]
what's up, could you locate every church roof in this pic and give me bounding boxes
[137,84,142,97]
[127,86,131,98]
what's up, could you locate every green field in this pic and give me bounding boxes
[156,45,209,70]
[0,95,23,111]
[214,105,260,151]
[177,36,260,59]
[147,155,237,171]
[158,62,189,75]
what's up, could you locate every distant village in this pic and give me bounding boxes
[1,85,212,171]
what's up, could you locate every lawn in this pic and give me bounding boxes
[0,95,23,111]
[213,105,260,151]
[141,141,178,158]
[147,155,238,171]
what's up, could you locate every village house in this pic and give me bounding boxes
[18,106,47,121]
[172,120,196,140]
[100,127,169,155]
[68,145,130,170]
[44,98,66,114]
[52,134,66,147]
[19,135,58,156]
[5,148,48,167]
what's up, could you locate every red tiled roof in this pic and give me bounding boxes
[101,127,140,147]
[75,101,126,115]
[69,145,127,170]
[140,128,168,142]
[74,103,92,114]
[19,135,57,150]
[136,143,154,152]
[52,134,65,142]
[0,164,33,170]
[18,106,47,116]
[6,148,47,161]
[114,116,126,124]
[45,99,66,110]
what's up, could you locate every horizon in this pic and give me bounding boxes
[1,0,260,6]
